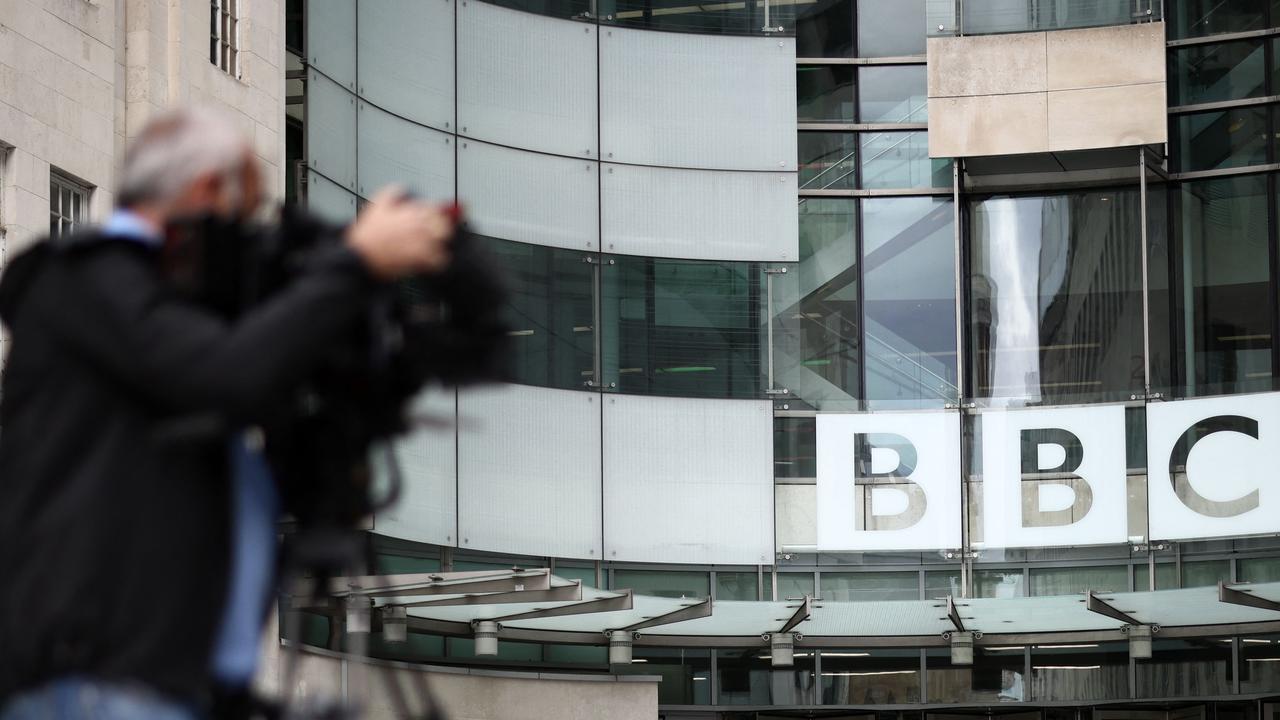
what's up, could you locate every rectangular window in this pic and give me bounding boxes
[210,0,240,77]
[49,172,88,240]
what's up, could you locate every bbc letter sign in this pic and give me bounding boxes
[817,411,962,551]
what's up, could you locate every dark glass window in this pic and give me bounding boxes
[1170,40,1266,106]
[1241,634,1280,693]
[1171,0,1268,39]
[1134,562,1178,590]
[798,65,855,122]
[796,0,853,57]
[1136,638,1234,697]
[970,191,1145,406]
[1241,557,1280,583]
[1173,175,1274,397]
[926,646,1026,703]
[924,570,961,598]
[859,65,928,124]
[820,571,920,600]
[717,648,817,705]
[822,648,922,704]
[860,132,949,189]
[602,256,763,399]
[1028,565,1127,596]
[857,0,925,57]
[974,569,1025,598]
[862,197,957,409]
[961,0,1131,34]
[619,648,711,704]
[613,569,710,598]
[1031,642,1129,701]
[486,238,595,391]
[799,132,856,191]
[600,0,756,33]
[1173,105,1270,173]
[774,417,817,479]
[1182,559,1231,587]
[778,571,816,600]
[715,571,759,600]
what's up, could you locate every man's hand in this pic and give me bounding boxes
[345,187,455,280]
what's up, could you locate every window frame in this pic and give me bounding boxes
[210,0,241,78]
[48,170,89,240]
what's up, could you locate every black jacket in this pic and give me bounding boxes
[0,227,376,705]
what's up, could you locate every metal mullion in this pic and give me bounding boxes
[794,56,927,66]
[1167,27,1280,49]
[1169,95,1280,115]
[1140,148,1153,394]
[1269,172,1280,385]
[710,648,719,706]
[1171,162,1280,181]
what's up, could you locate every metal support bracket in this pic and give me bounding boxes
[1219,582,1280,612]
[318,569,553,599]
[483,589,634,624]
[943,595,969,633]
[619,597,713,634]
[396,581,584,609]
[1084,590,1144,626]
[777,595,813,634]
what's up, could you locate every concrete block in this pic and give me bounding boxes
[1047,81,1167,152]
[928,92,1050,158]
[927,32,1046,98]
[1047,22,1166,91]
[775,484,817,549]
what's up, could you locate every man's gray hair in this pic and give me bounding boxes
[118,107,250,207]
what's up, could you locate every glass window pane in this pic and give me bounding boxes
[962,0,1133,34]
[613,569,710,599]
[1028,566,1127,596]
[799,132,856,191]
[775,417,817,479]
[857,0,925,57]
[926,646,1026,703]
[1183,559,1231,587]
[486,238,595,391]
[602,256,764,399]
[447,637,542,662]
[774,199,860,410]
[862,197,957,409]
[554,565,598,588]
[543,644,607,665]
[796,0,853,58]
[970,191,1145,406]
[1170,40,1266,107]
[1134,562,1178,590]
[1173,106,1270,173]
[1242,633,1280,694]
[1241,558,1280,583]
[601,0,759,33]
[924,569,961,598]
[1171,0,1267,39]
[1136,638,1233,697]
[484,0,590,20]
[1031,642,1129,701]
[820,571,919,601]
[716,571,759,600]
[822,648,922,704]
[618,648,711,704]
[860,132,948,189]
[1175,175,1274,397]
[797,65,855,122]
[374,553,440,575]
[859,65,928,124]
[777,572,816,600]
[717,648,816,705]
[974,569,1025,598]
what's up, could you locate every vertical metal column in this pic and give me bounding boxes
[591,258,603,388]
[1139,147,1153,396]
[952,159,965,402]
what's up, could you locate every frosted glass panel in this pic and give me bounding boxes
[458,140,599,250]
[457,1,597,157]
[458,384,602,559]
[603,395,774,563]
[306,170,357,223]
[306,0,356,90]
[374,387,457,546]
[602,164,798,262]
[600,30,796,171]
[357,104,455,201]
[307,71,357,192]
[358,0,455,130]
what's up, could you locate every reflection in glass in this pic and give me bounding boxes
[1031,642,1129,701]
[614,569,710,598]
[619,648,711,704]
[599,0,766,34]
[1170,40,1265,106]
[821,571,919,600]
[602,256,764,399]
[716,571,759,600]
[1171,0,1267,39]
[799,132,856,191]
[798,65,855,122]
[1134,562,1178,590]
[1241,557,1280,583]
[1136,638,1233,697]
[1175,176,1274,397]
[1182,559,1231,588]
[926,647,1026,703]
[1242,634,1280,693]
[862,197,958,409]
[485,238,595,390]
[778,572,816,600]
[822,648,922,704]
[796,0,853,57]
[924,569,961,598]
[970,191,1145,406]
[775,417,817,479]
[961,0,1134,35]
[717,648,817,705]
[773,200,860,410]
[860,65,928,124]
[1028,565,1127,596]
[857,0,925,57]
[974,569,1025,598]
[1173,106,1269,172]
[485,0,589,19]
[860,132,949,189]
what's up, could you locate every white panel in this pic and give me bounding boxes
[602,164,798,261]
[306,0,356,91]
[306,170,357,223]
[357,104,455,201]
[603,396,773,564]
[981,405,1128,549]
[457,2,597,157]
[357,0,454,130]
[458,384,602,559]
[817,411,961,551]
[307,71,357,192]
[375,387,457,546]
[1148,392,1280,542]
[601,30,797,172]
[457,140,598,250]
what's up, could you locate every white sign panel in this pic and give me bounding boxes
[817,411,962,551]
[980,405,1128,549]
[1147,393,1280,541]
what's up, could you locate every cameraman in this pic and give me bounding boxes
[0,108,455,719]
